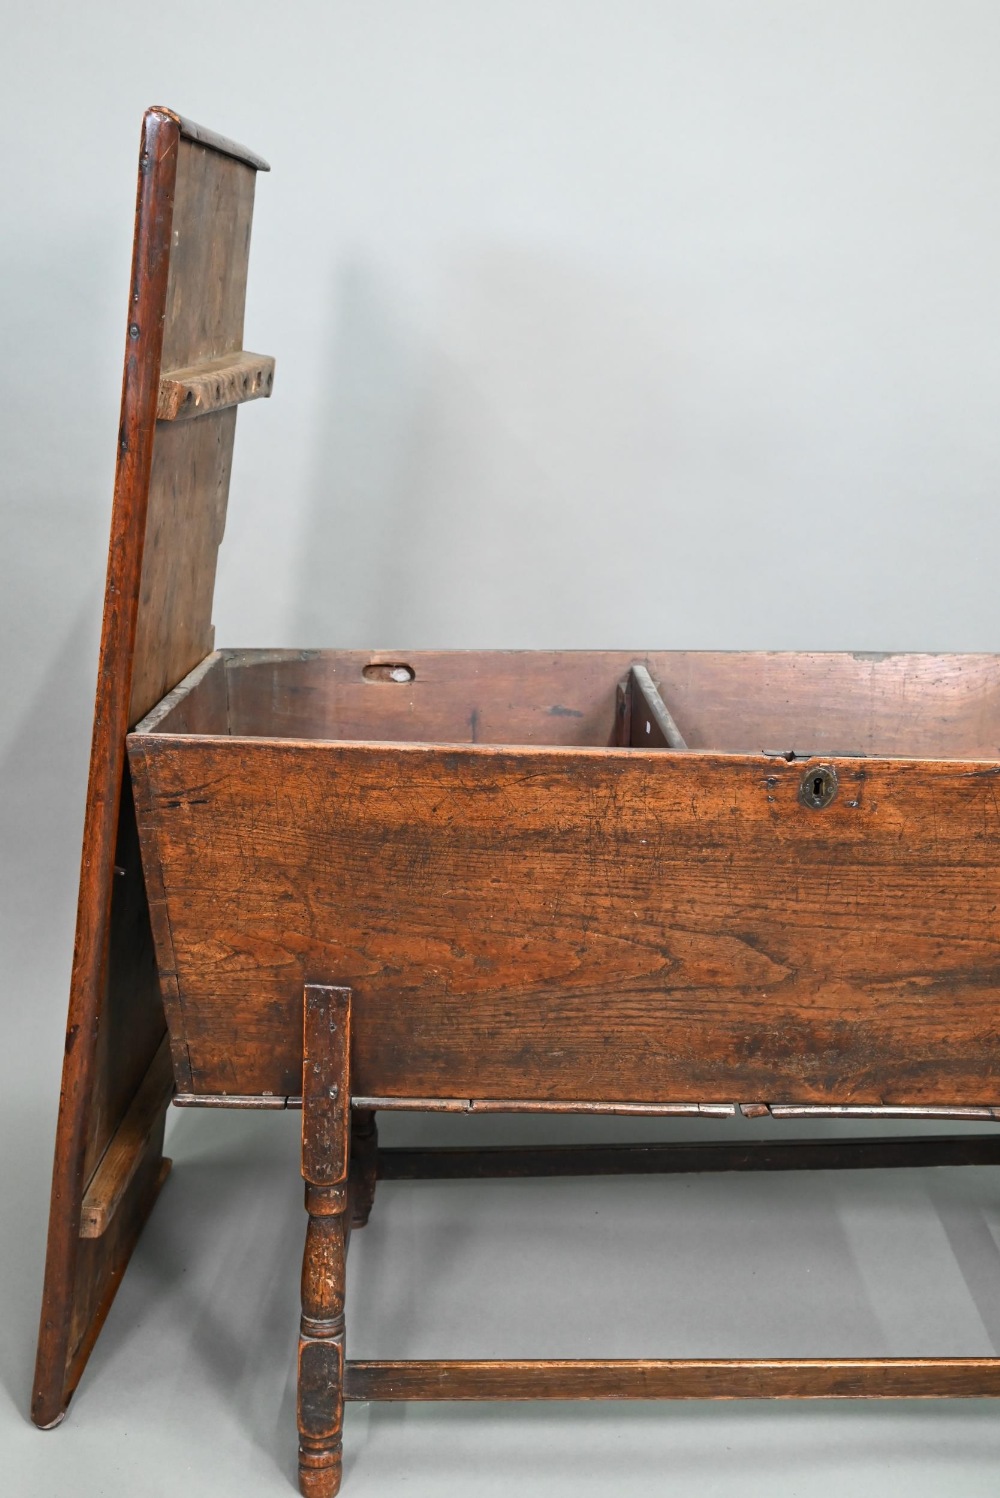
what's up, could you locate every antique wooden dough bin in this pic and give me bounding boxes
[33,108,1000,1497]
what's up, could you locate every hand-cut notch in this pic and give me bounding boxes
[362,663,415,683]
[157,351,275,421]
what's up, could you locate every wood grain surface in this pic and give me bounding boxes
[157,350,274,420]
[299,986,350,1498]
[344,1357,1000,1402]
[129,734,1000,1106]
[79,1036,174,1238]
[33,106,268,1429]
[168,648,1000,759]
[128,138,258,726]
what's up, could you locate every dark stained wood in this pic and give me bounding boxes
[302,987,351,1188]
[206,648,1000,759]
[134,651,229,737]
[376,1134,1000,1180]
[59,1149,172,1427]
[614,675,632,747]
[31,106,180,1430]
[344,1357,1000,1402]
[299,986,351,1498]
[128,737,1000,1107]
[349,1109,378,1228]
[157,350,275,421]
[33,106,269,1430]
[128,401,237,723]
[79,1036,174,1238]
[157,105,271,172]
[128,128,259,725]
[79,775,167,1191]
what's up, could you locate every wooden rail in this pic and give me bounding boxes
[80,1036,174,1237]
[376,1134,1000,1180]
[345,1357,1000,1402]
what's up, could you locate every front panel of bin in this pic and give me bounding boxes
[128,733,1000,1107]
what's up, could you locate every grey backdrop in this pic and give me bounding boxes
[5,3,1000,1493]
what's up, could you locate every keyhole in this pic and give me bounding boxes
[798,764,838,809]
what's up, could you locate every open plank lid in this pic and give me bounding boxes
[32,106,273,1428]
[128,106,273,724]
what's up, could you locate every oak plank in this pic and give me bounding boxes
[302,987,351,1188]
[31,107,182,1430]
[33,106,268,1429]
[128,737,1000,1107]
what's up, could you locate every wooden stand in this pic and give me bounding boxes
[289,987,1000,1498]
[34,106,1000,1497]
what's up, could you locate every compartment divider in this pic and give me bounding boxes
[623,664,689,750]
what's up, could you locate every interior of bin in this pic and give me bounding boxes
[138,648,1000,761]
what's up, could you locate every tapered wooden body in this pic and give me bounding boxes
[129,646,1000,1111]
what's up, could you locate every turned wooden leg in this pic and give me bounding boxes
[298,985,351,1498]
[350,1108,378,1228]
[299,1183,347,1497]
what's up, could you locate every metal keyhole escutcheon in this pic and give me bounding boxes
[799,764,838,809]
